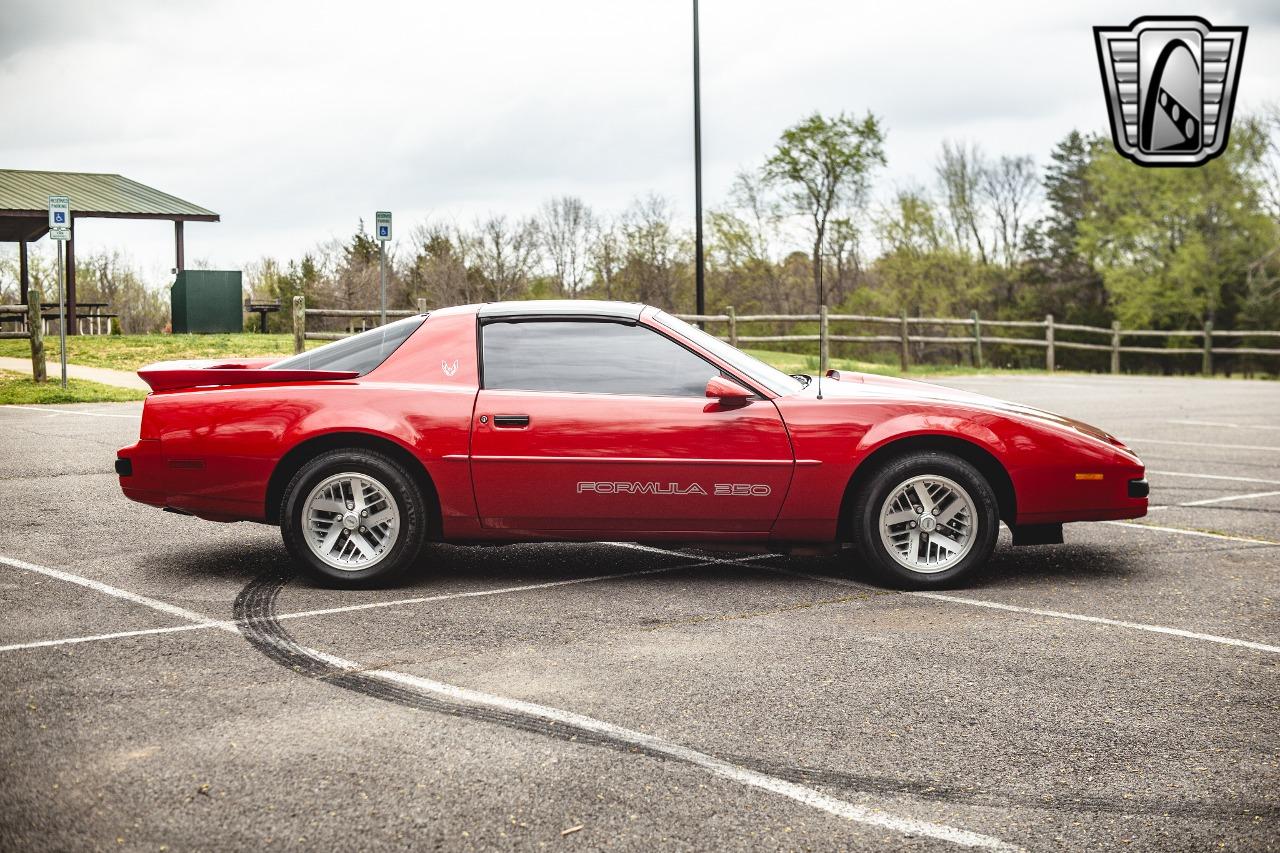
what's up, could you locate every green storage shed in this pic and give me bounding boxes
[171,270,243,333]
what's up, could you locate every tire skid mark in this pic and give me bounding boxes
[729,754,1279,820]
[232,571,1019,851]
[234,572,684,751]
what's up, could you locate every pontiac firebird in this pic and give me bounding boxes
[115,301,1148,588]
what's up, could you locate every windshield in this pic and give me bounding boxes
[653,311,804,396]
[268,315,425,375]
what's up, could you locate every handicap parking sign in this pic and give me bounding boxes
[375,210,392,242]
[378,225,389,237]
[48,195,71,240]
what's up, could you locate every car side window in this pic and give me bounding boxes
[268,316,425,375]
[482,320,721,397]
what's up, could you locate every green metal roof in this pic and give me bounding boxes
[0,169,218,220]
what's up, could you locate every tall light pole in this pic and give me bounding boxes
[692,0,705,320]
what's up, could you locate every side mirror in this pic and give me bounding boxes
[705,375,753,404]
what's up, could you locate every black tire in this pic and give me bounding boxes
[849,451,999,589]
[280,448,428,588]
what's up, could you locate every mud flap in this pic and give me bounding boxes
[1012,523,1064,546]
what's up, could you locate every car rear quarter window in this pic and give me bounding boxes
[268,315,425,375]
[482,320,720,397]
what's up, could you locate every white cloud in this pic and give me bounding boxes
[2,0,1276,282]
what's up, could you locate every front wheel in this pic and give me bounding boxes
[280,449,428,587]
[849,451,999,589]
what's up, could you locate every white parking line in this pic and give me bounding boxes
[0,555,761,654]
[1176,489,1280,507]
[0,552,1014,850]
[764,566,1280,655]
[0,405,139,419]
[364,660,1017,850]
[1147,489,1280,512]
[618,545,1280,655]
[907,592,1280,655]
[1122,437,1280,452]
[1150,470,1280,486]
[1103,521,1279,545]
[0,555,227,628]
[1167,419,1280,431]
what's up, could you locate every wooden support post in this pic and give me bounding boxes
[899,310,910,372]
[726,305,737,348]
[27,287,46,383]
[819,304,829,372]
[64,231,77,335]
[174,220,185,273]
[1202,319,1213,376]
[416,298,428,314]
[1044,313,1055,371]
[292,296,305,354]
[18,241,29,306]
[970,309,983,369]
[1110,321,1121,374]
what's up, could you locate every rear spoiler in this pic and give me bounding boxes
[137,358,359,392]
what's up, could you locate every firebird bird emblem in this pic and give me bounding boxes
[441,360,459,377]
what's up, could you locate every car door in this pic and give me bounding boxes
[470,317,795,533]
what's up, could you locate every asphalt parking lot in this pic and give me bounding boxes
[1,374,1277,852]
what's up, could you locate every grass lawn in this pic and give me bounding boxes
[0,334,1039,378]
[742,348,1048,378]
[0,370,147,405]
[0,333,313,373]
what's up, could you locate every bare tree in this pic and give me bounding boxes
[589,215,623,300]
[539,196,595,298]
[823,217,864,306]
[709,171,788,310]
[405,221,482,307]
[981,154,1038,267]
[936,140,989,263]
[474,215,539,301]
[620,194,684,308]
[1257,102,1280,220]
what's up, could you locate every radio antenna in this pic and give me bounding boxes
[816,367,824,400]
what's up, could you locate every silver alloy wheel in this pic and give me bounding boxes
[877,474,976,574]
[303,472,400,571]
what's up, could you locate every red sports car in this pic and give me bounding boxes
[116,301,1148,588]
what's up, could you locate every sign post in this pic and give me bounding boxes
[375,211,392,325]
[48,196,71,388]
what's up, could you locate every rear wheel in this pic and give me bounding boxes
[280,449,427,587]
[849,451,999,588]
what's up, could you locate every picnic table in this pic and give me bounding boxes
[0,302,117,335]
[245,300,281,333]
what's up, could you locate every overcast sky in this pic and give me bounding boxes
[2,0,1278,284]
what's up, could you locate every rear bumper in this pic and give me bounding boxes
[116,440,166,508]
